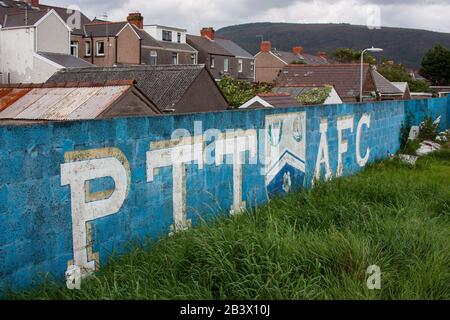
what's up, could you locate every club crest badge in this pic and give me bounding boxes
[265,112,306,197]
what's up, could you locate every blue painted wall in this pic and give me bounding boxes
[0,97,448,291]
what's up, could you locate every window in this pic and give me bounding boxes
[162,30,172,42]
[96,41,105,56]
[210,56,215,68]
[85,41,92,57]
[70,41,79,57]
[238,59,243,73]
[250,61,254,71]
[177,32,181,43]
[149,51,157,65]
[224,58,229,72]
[172,53,178,65]
[191,54,196,64]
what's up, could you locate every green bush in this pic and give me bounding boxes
[297,86,332,105]
[218,77,273,108]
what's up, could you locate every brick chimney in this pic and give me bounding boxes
[200,27,215,40]
[317,51,327,58]
[127,12,144,29]
[22,0,40,6]
[260,41,272,53]
[292,46,304,55]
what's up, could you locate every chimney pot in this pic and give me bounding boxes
[23,0,40,6]
[292,46,304,55]
[127,12,144,29]
[317,51,327,58]
[200,27,215,40]
[260,41,272,53]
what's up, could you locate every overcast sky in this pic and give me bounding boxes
[45,0,450,34]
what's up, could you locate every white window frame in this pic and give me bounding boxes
[70,41,79,58]
[85,40,92,57]
[172,52,178,65]
[210,56,215,68]
[177,32,181,43]
[150,51,158,65]
[96,41,105,57]
[224,58,229,72]
[191,54,196,64]
[238,59,243,73]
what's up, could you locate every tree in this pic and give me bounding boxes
[218,77,273,108]
[332,48,377,65]
[378,62,430,93]
[420,45,450,86]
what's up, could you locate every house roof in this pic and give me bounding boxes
[132,26,162,47]
[83,21,128,37]
[270,49,329,65]
[371,70,403,95]
[240,93,300,109]
[273,85,329,97]
[187,35,234,56]
[0,0,91,35]
[276,64,375,100]
[47,65,208,112]
[214,38,253,59]
[2,10,46,27]
[0,80,159,120]
[38,52,94,68]
[155,40,197,53]
[392,82,409,93]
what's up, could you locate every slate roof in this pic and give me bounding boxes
[38,52,94,68]
[133,26,162,47]
[371,70,403,95]
[83,21,128,37]
[187,35,234,56]
[47,65,207,112]
[156,40,197,52]
[276,64,376,100]
[272,49,329,65]
[0,0,91,35]
[214,38,254,59]
[2,10,46,27]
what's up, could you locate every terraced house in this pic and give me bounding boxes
[73,13,198,67]
[187,27,255,81]
[0,5,92,83]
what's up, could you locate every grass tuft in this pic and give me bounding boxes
[6,149,450,300]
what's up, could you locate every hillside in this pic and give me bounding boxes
[216,23,450,68]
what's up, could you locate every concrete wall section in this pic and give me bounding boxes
[0,97,449,291]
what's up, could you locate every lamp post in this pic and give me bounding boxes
[360,47,383,102]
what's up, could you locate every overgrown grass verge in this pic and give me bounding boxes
[7,149,450,300]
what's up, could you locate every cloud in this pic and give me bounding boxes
[44,0,450,33]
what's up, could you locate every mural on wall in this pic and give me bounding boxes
[61,148,131,276]
[264,112,306,197]
[2,96,447,290]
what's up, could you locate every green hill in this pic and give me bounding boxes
[216,22,450,68]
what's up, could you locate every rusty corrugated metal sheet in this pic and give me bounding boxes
[0,88,32,113]
[0,86,131,120]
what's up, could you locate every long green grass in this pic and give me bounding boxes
[8,149,450,300]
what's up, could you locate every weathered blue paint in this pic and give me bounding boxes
[0,97,449,292]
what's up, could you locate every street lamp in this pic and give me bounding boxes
[360,47,383,102]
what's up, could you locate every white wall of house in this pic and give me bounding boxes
[0,10,69,84]
[36,12,71,54]
[324,88,343,105]
[0,27,36,83]
[144,25,187,43]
